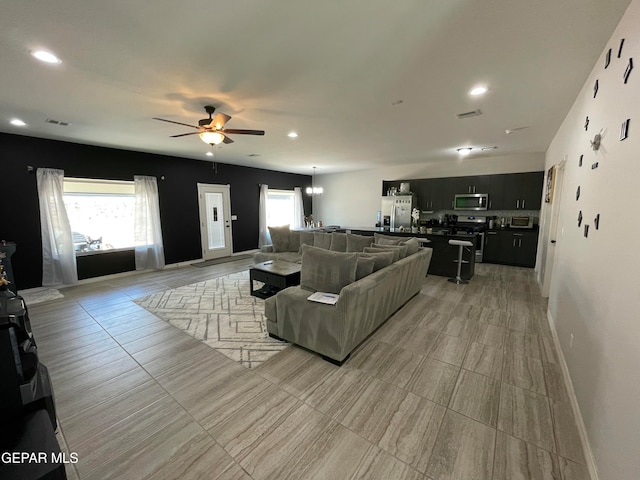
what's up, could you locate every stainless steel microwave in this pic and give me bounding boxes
[510,216,534,229]
[454,193,488,211]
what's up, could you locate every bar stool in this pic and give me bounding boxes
[448,239,473,285]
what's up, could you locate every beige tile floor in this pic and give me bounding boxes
[25,259,589,480]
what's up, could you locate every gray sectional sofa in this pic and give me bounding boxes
[263,232,433,364]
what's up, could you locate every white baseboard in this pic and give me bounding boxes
[546,309,599,480]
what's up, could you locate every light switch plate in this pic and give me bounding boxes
[231,215,238,220]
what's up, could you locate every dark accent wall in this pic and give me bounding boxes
[0,133,311,289]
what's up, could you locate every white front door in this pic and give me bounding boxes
[197,183,233,260]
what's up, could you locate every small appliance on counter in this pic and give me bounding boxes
[510,216,534,229]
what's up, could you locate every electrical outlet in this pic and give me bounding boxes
[570,333,574,349]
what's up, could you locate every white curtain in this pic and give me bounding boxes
[134,175,165,270]
[36,168,78,286]
[293,187,304,229]
[258,184,270,247]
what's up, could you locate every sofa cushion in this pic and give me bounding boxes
[372,242,408,259]
[299,231,315,252]
[253,251,302,264]
[364,245,399,262]
[289,230,301,253]
[356,251,395,271]
[300,245,357,294]
[314,232,332,250]
[346,233,374,252]
[355,256,376,280]
[373,233,403,245]
[400,237,420,256]
[269,225,290,252]
[329,232,348,252]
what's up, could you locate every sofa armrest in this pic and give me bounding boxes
[260,245,274,253]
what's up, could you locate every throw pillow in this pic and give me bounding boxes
[269,225,290,253]
[289,230,301,253]
[373,233,402,245]
[400,237,420,256]
[364,246,400,262]
[300,245,357,294]
[299,231,315,252]
[346,233,374,252]
[355,256,376,280]
[372,242,408,259]
[329,232,348,252]
[357,251,394,271]
[313,232,332,250]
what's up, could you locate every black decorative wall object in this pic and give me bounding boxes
[594,214,600,230]
[578,210,583,227]
[624,58,633,84]
[620,118,630,140]
[618,38,625,58]
[593,79,599,98]
[584,116,590,131]
[584,224,589,238]
[591,162,599,170]
[579,154,583,167]
[576,186,581,201]
[605,48,612,68]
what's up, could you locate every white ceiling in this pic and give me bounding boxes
[0,0,630,174]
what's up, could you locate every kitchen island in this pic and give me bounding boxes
[338,227,477,280]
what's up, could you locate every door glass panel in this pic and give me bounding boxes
[205,192,225,249]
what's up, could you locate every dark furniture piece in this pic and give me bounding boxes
[484,229,539,267]
[0,292,66,480]
[250,260,301,299]
[0,242,17,294]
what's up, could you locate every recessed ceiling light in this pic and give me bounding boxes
[469,86,488,96]
[31,50,62,64]
[10,119,27,127]
[287,132,298,138]
[206,151,214,157]
[457,147,473,156]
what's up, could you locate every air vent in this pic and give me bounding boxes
[481,146,498,151]
[505,126,528,134]
[456,109,482,119]
[46,118,71,126]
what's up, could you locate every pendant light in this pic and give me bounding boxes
[306,166,323,196]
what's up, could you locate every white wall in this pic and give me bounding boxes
[313,152,544,227]
[541,2,640,478]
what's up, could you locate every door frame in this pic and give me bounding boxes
[539,160,566,297]
[197,183,233,260]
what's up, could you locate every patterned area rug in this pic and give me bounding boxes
[134,270,289,368]
[20,288,64,305]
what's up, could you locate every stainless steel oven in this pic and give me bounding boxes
[455,215,487,263]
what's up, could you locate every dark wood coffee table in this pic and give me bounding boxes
[250,260,301,299]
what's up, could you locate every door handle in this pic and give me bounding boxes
[519,239,522,247]
[522,200,526,208]
[513,239,516,247]
[516,200,520,209]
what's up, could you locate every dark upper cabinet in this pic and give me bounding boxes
[488,172,544,210]
[383,171,543,212]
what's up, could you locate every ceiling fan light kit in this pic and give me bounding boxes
[153,105,264,147]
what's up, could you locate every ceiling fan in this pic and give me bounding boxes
[153,105,265,145]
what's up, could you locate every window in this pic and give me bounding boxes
[63,178,135,254]
[266,190,295,227]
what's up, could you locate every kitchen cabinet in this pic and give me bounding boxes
[488,172,544,210]
[483,230,538,267]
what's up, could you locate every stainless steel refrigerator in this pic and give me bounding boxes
[381,195,416,229]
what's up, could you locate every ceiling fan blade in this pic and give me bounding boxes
[209,112,232,130]
[222,135,234,144]
[153,117,201,129]
[170,132,202,138]
[221,129,265,136]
